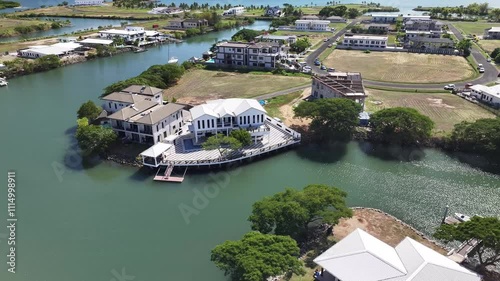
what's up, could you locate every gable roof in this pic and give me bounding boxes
[131,103,185,125]
[190,98,266,120]
[314,229,407,281]
[101,92,147,104]
[107,100,158,121]
[121,85,163,97]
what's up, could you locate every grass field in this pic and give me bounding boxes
[263,91,302,118]
[478,39,500,54]
[14,4,160,19]
[365,89,495,134]
[0,18,55,37]
[323,50,475,83]
[164,69,310,104]
[453,21,500,36]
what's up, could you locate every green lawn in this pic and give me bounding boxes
[453,21,500,36]
[388,34,397,45]
[263,91,302,118]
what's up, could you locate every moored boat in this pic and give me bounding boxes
[168,57,178,64]
[454,212,471,222]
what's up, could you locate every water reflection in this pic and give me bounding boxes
[297,142,348,163]
[446,151,500,175]
[358,141,426,162]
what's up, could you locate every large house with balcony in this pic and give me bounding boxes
[189,98,269,143]
[470,84,500,107]
[102,85,163,114]
[214,41,284,68]
[371,14,397,23]
[295,20,330,31]
[342,35,388,49]
[311,73,367,108]
[404,19,443,32]
[98,26,145,44]
[405,37,455,50]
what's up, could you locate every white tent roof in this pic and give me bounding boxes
[190,98,266,120]
[79,38,113,45]
[140,143,172,158]
[314,229,407,281]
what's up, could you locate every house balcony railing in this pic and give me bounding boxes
[140,130,153,135]
[216,122,232,128]
[126,127,139,132]
[113,125,124,130]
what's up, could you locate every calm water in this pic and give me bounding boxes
[0,18,499,281]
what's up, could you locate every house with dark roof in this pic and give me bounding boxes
[214,41,285,68]
[405,37,455,50]
[265,6,282,17]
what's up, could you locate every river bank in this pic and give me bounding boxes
[0,17,71,38]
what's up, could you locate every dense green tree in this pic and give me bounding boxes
[495,54,500,64]
[77,100,102,121]
[490,8,500,22]
[369,107,434,145]
[211,232,304,281]
[0,1,21,9]
[294,98,362,141]
[491,48,500,60]
[249,184,352,241]
[456,39,472,56]
[447,118,500,158]
[319,5,347,17]
[75,118,117,155]
[202,134,242,157]
[185,28,201,37]
[290,38,311,53]
[346,8,360,19]
[230,129,252,146]
[33,55,61,71]
[232,28,262,42]
[434,216,500,272]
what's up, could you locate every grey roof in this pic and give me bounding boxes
[132,103,185,125]
[314,75,366,97]
[367,24,390,28]
[121,85,163,97]
[327,16,345,19]
[301,15,319,19]
[183,18,207,23]
[409,37,454,44]
[107,100,158,121]
[218,42,249,48]
[248,42,280,48]
[101,91,147,103]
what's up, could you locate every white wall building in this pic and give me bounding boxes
[190,99,269,143]
[485,27,500,39]
[295,20,330,31]
[343,35,388,48]
[402,15,431,22]
[214,41,284,68]
[223,6,245,16]
[255,35,297,45]
[371,14,398,23]
[98,26,146,43]
[18,42,81,58]
[314,228,481,281]
[470,84,500,106]
[74,0,103,6]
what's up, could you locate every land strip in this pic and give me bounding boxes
[12,4,161,19]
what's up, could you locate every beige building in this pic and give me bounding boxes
[311,73,367,108]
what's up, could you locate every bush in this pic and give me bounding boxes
[77,100,102,120]
[75,118,117,156]
[230,129,252,146]
[447,118,500,158]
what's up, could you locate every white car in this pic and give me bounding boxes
[479,68,485,73]
[487,58,492,62]
[444,84,455,90]
[478,63,483,68]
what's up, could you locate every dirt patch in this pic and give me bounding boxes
[427,98,455,108]
[279,88,312,127]
[333,208,446,254]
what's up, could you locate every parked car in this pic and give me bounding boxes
[327,44,333,48]
[323,38,329,42]
[478,63,483,68]
[444,84,456,90]
[479,67,485,73]
[327,68,335,72]
[321,65,327,70]
[314,61,321,66]
[487,58,492,62]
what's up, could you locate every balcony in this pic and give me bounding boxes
[140,129,153,135]
[126,126,139,132]
[113,125,124,130]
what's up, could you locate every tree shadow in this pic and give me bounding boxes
[128,166,156,182]
[296,142,348,164]
[445,151,500,175]
[357,141,426,162]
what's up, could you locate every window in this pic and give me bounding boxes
[253,115,255,123]
[211,119,214,128]
[164,131,167,137]
[156,125,159,131]
[239,116,242,124]
[202,120,205,129]
[114,104,117,110]
[108,102,111,108]
[197,120,200,129]
[162,122,164,129]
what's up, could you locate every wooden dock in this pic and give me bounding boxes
[443,216,461,225]
[153,165,187,183]
[441,208,481,263]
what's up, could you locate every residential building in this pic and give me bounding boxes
[295,20,330,31]
[182,19,208,29]
[405,30,442,39]
[404,19,443,31]
[314,228,481,281]
[402,15,431,22]
[18,42,82,58]
[101,86,163,114]
[367,24,390,32]
[78,38,113,47]
[371,14,398,23]
[214,41,284,68]
[406,37,454,50]
[470,84,500,106]
[74,0,103,6]
[254,34,297,45]
[148,6,182,14]
[98,26,145,43]
[168,19,184,29]
[301,15,320,20]
[311,73,366,108]
[326,16,347,23]
[189,98,268,143]
[265,6,282,17]
[342,35,388,49]
[222,6,245,16]
[485,27,500,39]
[121,85,163,104]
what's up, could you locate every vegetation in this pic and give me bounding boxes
[491,47,500,64]
[230,129,252,147]
[456,39,472,56]
[416,3,495,19]
[3,55,62,75]
[434,216,500,273]
[0,18,69,38]
[103,63,185,96]
[290,38,311,53]
[294,98,362,142]
[77,100,102,121]
[369,107,435,145]
[264,91,302,118]
[249,184,352,241]
[0,0,20,9]
[211,231,304,281]
[75,118,117,156]
[202,134,242,157]
[446,118,500,158]
[231,28,262,42]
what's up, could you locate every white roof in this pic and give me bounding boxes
[470,84,500,98]
[99,29,144,35]
[22,42,81,55]
[190,98,266,120]
[372,14,398,17]
[295,20,330,24]
[79,38,113,45]
[403,15,431,19]
[145,30,160,36]
[489,27,500,32]
[140,143,172,158]
[314,229,407,281]
[348,35,388,40]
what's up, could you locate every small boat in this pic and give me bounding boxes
[134,48,148,53]
[454,213,471,222]
[168,57,178,64]
[0,77,8,87]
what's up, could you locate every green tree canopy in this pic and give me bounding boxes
[369,107,434,145]
[230,129,252,146]
[346,8,360,18]
[33,54,61,71]
[211,231,304,281]
[249,184,352,241]
[434,216,500,272]
[77,100,102,121]
[76,119,117,155]
[319,5,348,17]
[290,38,311,53]
[456,39,472,56]
[202,134,242,157]
[447,118,500,158]
[232,28,261,42]
[294,98,362,142]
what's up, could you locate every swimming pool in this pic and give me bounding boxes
[183,138,201,151]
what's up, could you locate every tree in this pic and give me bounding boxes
[294,98,362,141]
[434,216,500,273]
[202,134,242,157]
[33,54,61,71]
[447,118,500,158]
[456,39,472,56]
[290,38,311,53]
[491,48,500,59]
[77,100,102,120]
[231,28,261,42]
[495,54,500,64]
[211,232,304,281]
[230,129,252,146]
[369,107,434,145]
[248,184,352,241]
[346,8,360,19]
[490,8,500,22]
[75,119,117,155]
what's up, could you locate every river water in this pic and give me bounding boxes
[0,17,499,281]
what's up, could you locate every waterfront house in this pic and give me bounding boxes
[301,15,320,20]
[148,6,183,15]
[311,73,366,108]
[74,0,103,6]
[167,20,184,29]
[98,26,145,44]
[214,41,284,68]
[342,35,388,49]
[371,14,397,23]
[18,42,82,58]
[326,16,347,23]
[404,19,443,32]
[470,84,500,107]
[265,6,282,17]
[484,27,500,39]
[295,20,330,31]
[222,6,245,16]
[102,85,163,114]
[182,19,209,29]
[314,228,481,281]
[78,38,113,47]
[255,34,297,45]
[405,37,455,50]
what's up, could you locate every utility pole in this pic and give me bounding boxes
[441,205,449,225]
